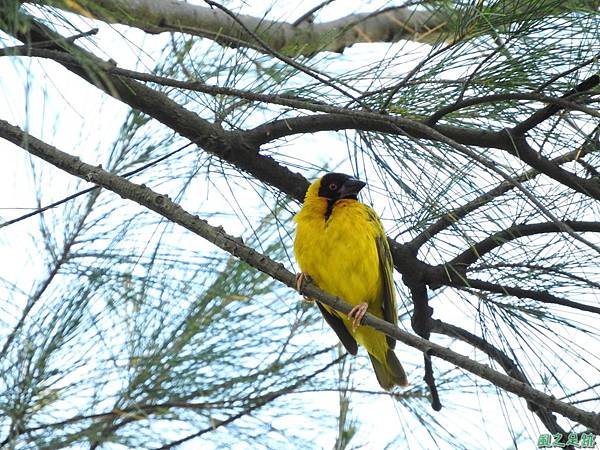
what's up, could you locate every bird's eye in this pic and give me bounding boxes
[329,183,338,191]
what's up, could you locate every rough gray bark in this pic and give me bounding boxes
[26,0,447,56]
[23,0,600,56]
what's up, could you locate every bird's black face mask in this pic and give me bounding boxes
[318,173,366,220]
[318,173,366,201]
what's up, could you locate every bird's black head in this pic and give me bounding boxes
[318,173,366,201]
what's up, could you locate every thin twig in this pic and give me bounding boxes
[409,143,599,250]
[536,53,600,93]
[204,0,368,108]
[154,355,345,449]
[447,278,600,315]
[513,75,600,135]
[292,0,337,26]
[0,142,193,229]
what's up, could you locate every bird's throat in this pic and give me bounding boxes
[325,199,335,221]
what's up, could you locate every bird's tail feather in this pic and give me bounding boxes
[369,349,408,390]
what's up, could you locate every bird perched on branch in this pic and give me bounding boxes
[294,172,408,390]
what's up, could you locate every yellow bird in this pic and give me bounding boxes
[294,173,408,390]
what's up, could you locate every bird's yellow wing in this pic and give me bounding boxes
[367,208,398,349]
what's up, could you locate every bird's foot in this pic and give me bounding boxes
[348,302,369,331]
[295,272,314,302]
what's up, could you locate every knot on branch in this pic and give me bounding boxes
[85,170,98,183]
[154,195,166,206]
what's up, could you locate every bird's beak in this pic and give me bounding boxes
[338,177,366,199]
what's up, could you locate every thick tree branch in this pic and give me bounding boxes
[450,221,600,270]
[509,133,600,198]
[24,0,448,57]
[443,277,600,315]
[245,112,600,205]
[245,112,507,149]
[24,0,600,57]
[1,41,520,157]
[407,281,441,411]
[2,119,599,433]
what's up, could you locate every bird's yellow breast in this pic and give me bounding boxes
[294,198,382,308]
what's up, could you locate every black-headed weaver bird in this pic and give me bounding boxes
[294,172,408,390]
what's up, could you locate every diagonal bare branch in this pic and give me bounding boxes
[431,320,573,440]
